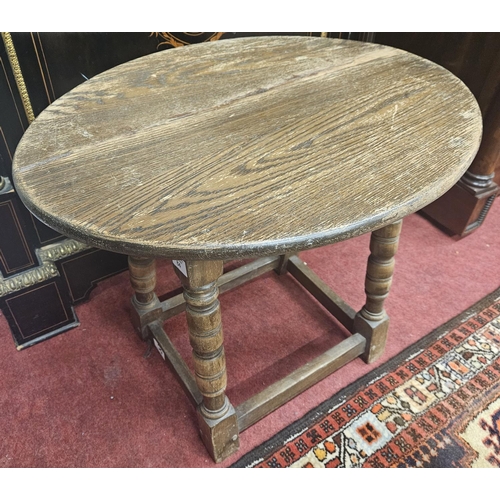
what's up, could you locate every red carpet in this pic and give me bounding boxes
[0,201,499,467]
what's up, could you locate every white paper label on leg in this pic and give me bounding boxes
[153,338,166,361]
[173,260,187,276]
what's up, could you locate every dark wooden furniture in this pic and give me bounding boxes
[12,36,482,462]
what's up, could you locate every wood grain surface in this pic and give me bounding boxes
[12,36,482,259]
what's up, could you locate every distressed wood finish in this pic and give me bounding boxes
[173,260,239,462]
[12,36,481,261]
[236,333,366,432]
[128,256,157,306]
[10,36,484,463]
[128,256,161,340]
[147,320,203,407]
[354,221,402,363]
[159,256,280,322]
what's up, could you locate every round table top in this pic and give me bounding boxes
[12,36,482,260]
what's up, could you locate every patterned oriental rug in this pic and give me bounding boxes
[231,288,500,468]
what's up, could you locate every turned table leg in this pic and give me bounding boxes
[128,256,161,341]
[354,220,402,363]
[173,259,239,463]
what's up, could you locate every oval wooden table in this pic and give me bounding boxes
[12,36,482,463]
